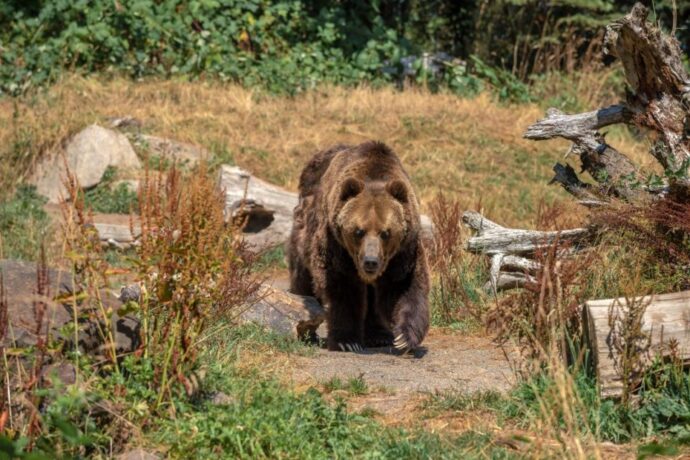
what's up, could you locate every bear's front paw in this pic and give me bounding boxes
[393,324,424,352]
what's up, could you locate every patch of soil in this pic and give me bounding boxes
[291,330,515,416]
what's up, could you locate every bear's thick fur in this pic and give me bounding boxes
[288,141,430,352]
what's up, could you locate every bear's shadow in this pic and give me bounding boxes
[315,342,428,359]
[367,346,428,359]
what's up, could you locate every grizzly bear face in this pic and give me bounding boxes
[333,177,409,283]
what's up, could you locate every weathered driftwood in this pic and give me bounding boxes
[463,211,591,256]
[584,290,690,399]
[604,4,690,170]
[463,211,591,292]
[525,3,690,203]
[218,164,434,252]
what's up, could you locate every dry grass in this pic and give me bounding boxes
[0,74,649,228]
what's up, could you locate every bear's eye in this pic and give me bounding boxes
[354,228,365,239]
[380,230,390,241]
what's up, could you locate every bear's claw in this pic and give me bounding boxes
[338,342,364,353]
[393,334,408,350]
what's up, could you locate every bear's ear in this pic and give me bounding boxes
[339,177,364,202]
[386,179,408,204]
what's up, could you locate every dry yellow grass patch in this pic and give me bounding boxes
[1,74,649,227]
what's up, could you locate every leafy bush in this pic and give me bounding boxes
[0,0,408,96]
[2,0,662,100]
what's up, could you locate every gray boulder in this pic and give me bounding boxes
[31,124,141,203]
[240,284,325,340]
[1,259,140,356]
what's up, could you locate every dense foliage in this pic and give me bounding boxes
[1,0,687,96]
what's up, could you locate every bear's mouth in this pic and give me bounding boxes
[358,262,384,283]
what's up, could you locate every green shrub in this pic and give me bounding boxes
[0,0,406,96]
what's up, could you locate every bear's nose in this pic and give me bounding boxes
[363,256,379,273]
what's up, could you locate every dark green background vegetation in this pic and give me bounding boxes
[1,0,687,97]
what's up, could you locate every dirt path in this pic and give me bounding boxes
[290,329,514,416]
[262,273,516,415]
[293,331,513,394]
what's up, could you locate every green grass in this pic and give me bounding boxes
[3,325,518,459]
[423,390,506,417]
[253,245,288,272]
[0,184,50,260]
[323,375,369,396]
[501,361,690,444]
[82,166,138,214]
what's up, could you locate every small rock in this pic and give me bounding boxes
[31,124,142,203]
[41,362,77,387]
[131,134,209,166]
[119,284,142,303]
[209,391,236,406]
[240,285,326,340]
[116,448,160,460]
[108,116,143,130]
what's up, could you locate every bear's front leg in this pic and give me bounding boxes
[391,254,430,352]
[325,272,367,352]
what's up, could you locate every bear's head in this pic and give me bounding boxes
[333,177,410,283]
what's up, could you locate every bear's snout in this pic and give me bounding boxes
[363,255,379,273]
[360,236,383,278]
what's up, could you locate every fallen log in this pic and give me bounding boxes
[218,164,434,252]
[584,290,690,399]
[463,211,592,293]
[463,211,591,256]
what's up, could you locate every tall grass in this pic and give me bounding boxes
[134,162,260,406]
[428,193,487,328]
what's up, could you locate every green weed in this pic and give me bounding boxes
[253,245,287,272]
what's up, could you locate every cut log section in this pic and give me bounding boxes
[584,290,690,399]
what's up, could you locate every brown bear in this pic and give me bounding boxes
[288,141,430,352]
